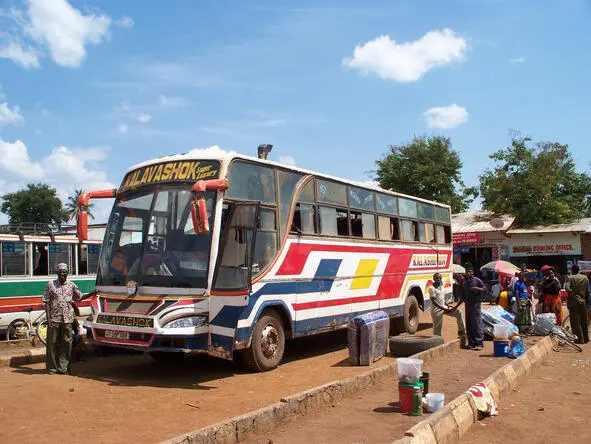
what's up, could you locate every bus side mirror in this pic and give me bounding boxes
[190,196,210,234]
[77,211,88,241]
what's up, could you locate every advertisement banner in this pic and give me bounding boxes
[453,232,480,245]
[504,232,581,257]
[578,260,591,271]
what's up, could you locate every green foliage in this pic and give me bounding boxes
[1,183,69,226]
[479,135,591,227]
[375,136,478,213]
[65,189,95,221]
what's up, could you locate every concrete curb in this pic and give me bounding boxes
[164,339,461,444]
[0,346,46,367]
[396,336,553,444]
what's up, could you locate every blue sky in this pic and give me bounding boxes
[1,0,591,223]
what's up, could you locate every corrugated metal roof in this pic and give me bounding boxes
[452,211,515,233]
[507,218,591,234]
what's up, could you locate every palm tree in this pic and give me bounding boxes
[65,189,95,221]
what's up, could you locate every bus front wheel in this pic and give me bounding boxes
[241,310,285,372]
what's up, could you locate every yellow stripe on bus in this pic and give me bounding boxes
[350,259,380,290]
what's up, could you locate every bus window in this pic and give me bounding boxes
[48,243,70,275]
[349,187,375,211]
[443,225,452,244]
[277,170,304,240]
[350,211,376,239]
[399,198,417,219]
[292,203,316,234]
[435,206,451,223]
[87,244,100,274]
[33,243,48,275]
[436,225,445,244]
[401,219,419,242]
[299,179,315,203]
[252,209,277,276]
[319,206,348,236]
[418,203,435,220]
[376,193,397,215]
[378,216,399,240]
[317,180,347,206]
[420,223,436,243]
[227,161,276,204]
[1,242,26,275]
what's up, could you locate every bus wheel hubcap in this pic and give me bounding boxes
[261,324,279,358]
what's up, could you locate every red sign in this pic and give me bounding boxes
[452,232,480,245]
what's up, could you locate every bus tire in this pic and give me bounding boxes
[241,310,285,372]
[404,295,420,334]
[389,335,444,357]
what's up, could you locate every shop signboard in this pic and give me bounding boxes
[505,232,581,257]
[578,260,591,271]
[453,232,480,245]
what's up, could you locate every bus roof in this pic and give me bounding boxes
[126,147,451,210]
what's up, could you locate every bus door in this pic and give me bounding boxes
[210,202,259,359]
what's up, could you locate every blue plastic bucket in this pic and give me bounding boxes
[493,340,508,357]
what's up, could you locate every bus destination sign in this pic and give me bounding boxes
[120,160,220,190]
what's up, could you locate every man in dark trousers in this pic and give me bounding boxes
[42,263,96,374]
[566,264,589,344]
[463,267,488,350]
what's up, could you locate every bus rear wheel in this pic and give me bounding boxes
[241,310,285,372]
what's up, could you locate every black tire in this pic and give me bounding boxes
[6,319,31,341]
[403,295,420,334]
[389,334,444,357]
[36,320,49,345]
[241,310,285,372]
[149,351,185,363]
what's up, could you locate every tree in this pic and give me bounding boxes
[479,134,591,227]
[65,189,95,222]
[374,136,478,213]
[1,183,69,227]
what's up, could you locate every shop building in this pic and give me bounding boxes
[452,212,591,277]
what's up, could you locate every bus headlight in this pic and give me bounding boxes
[163,316,208,329]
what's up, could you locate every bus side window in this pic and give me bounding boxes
[252,209,277,276]
[291,203,316,234]
[319,206,349,236]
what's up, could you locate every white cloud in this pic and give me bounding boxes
[116,15,134,28]
[0,139,44,179]
[424,104,468,129]
[187,145,235,157]
[157,94,187,108]
[278,155,296,166]
[0,1,129,69]
[343,28,467,82]
[117,123,128,134]
[0,41,40,68]
[509,56,524,64]
[26,0,112,68]
[0,102,24,126]
[137,112,152,123]
[0,138,116,222]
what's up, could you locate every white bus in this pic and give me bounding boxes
[79,148,453,371]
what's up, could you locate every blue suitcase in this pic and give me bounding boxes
[348,310,390,366]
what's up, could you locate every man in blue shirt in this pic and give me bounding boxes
[463,267,488,350]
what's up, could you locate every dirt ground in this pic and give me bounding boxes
[242,336,542,444]
[0,310,461,444]
[461,335,591,443]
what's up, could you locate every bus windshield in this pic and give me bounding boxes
[97,187,215,288]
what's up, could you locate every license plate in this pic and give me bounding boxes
[104,330,130,340]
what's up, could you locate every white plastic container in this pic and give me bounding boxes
[426,393,445,413]
[493,324,510,339]
[396,357,423,383]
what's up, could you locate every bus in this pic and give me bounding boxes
[0,227,101,329]
[78,148,453,371]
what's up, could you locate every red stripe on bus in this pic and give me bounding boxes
[292,294,384,311]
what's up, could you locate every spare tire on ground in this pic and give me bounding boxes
[388,334,444,357]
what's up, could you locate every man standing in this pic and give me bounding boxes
[43,263,96,374]
[565,264,590,344]
[429,273,466,338]
[463,267,488,350]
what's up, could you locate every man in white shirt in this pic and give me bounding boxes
[429,272,466,337]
